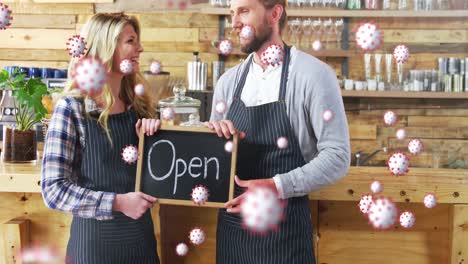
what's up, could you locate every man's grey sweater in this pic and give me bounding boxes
[210,47,351,199]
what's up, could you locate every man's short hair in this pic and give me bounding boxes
[260,0,287,31]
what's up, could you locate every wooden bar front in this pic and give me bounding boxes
[1,161,467,263]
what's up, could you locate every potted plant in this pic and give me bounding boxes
[0,69,48,162]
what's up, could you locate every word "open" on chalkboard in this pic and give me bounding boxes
[136,125,238,208]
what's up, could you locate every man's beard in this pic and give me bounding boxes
[240,23,272,54]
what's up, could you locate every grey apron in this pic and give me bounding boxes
[66,108,159,264]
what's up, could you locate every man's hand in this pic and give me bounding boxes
[224,176,277,214]
[136,118,161,137]
[204,120,246,139]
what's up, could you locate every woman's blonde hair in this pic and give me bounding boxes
[63,12,156,142]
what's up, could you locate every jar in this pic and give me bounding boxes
[158,84,201,126]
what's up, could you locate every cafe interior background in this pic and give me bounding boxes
[0,0,468,263]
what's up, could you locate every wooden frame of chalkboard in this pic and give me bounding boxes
[135,125,238,208]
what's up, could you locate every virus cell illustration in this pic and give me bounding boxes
[261,44,285,67]
[277,137,288,149]
[224,141,234,153]
[189,227,205,246]
[240,186,286,235]
[387,151,410,176]
[354,21,383,51]
[161,107,175,121]
[121,145,138,164]
[423,193,437,209]
[396,128,406,140]
[323,109,334,122]
[219,39,234,56]
[150,60,162,74]
[215,100,227,115]
[191,185,210,205]
[383,110,398,126]
[312,40,322,51]
[0,2,13,30]
[134,84,145,96]
[358,194,374,214]
[240,25,254,40]
[66,35,87,58]
[175,243,189,256]
[119,59,134,75]
[72,57,108,96]
[393,44,410,64]
[408,139,424,156]
[367,196,398,230]
[370,181,383,194]
[399,211,416,229]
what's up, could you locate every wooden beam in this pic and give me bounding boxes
[2,219,31,264]
[449,204,468,264]
[0,29,76,50]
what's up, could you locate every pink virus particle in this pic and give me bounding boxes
[393,44,410,64]
[370,180,383,194]
[134,83,145,96]
[367,196,398,230]
[191,185,210,205]
[383,110,398,126]
[276,137,288,149]
[175,242,189,256]
[387,151,410,176]
[178,0,188,10]
[240,25,254,40]
[408,138,424,156]
[423,193,437,209]
[312,40,322,51]
[161,107,175,121]
[323,109,334,122]
[189,227,205,246]
[399,211,416,229]
[72,57,108,96]
[121,145,138,164]
[358,194,374,214]
[396,128,406,140]
[219,39,234,56]
[240,186,286,235]
[354,21,383,51]
[224,141,234,153]
[150,60,162,74]
[261,44,285,67]
[0,2,13,30]
[66,35,87,58]
[215,100,227,115]
[19,245,60,263]
[119,59,134,75]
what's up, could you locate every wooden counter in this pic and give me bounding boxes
[1,162,467,263]
[3,162,468,203]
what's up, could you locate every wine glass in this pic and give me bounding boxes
[323,18,333,49]
[334,19,344,49]
[302,18,313,49]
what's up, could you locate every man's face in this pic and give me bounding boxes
[230,0,273,53]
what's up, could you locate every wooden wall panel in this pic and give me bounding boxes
[318,201,451,264]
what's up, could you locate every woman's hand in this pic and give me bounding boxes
[113,192,158,220]
[136,118,161,137]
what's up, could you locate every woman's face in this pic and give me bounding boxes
[113,24,144,74]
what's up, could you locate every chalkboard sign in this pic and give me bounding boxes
[135,125,238,207]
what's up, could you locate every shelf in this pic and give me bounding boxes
[209,47,356,57]
[341,90,468,99]
[198,5,468,18]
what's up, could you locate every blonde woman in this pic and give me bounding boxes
[41,13,161,263]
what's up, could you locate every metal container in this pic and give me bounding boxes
[158,84,201,126]
[187,52,208,91]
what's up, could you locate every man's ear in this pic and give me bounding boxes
[269,4,284,25]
